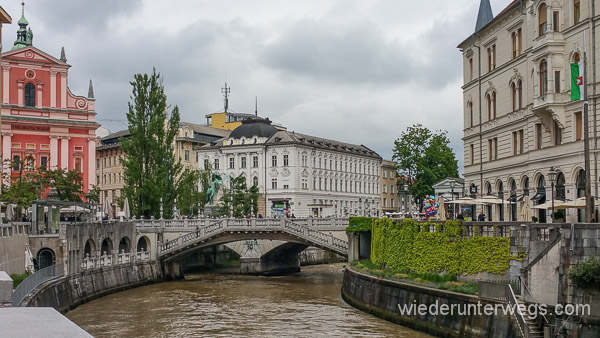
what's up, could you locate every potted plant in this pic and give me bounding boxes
[553,210,565,222]
[531,216,539,223]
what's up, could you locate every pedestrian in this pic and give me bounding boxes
[195,225,199,238]
[478,210,486,222]
[457,211,464,220]
[258,214,263,219]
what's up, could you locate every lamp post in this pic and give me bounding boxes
[450,180,456,219]
[548,167,557,222]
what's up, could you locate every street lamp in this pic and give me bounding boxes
[548,166,557,222]
[450,180,456,219]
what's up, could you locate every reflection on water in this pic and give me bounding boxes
[68,264,432,338]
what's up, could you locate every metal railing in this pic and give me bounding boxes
[478,281,531,338]
[12,263,64,307]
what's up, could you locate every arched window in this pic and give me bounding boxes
[511,82,517,111]
[468,101,473,127]
[492,91,497,119]
[24,82,35,107]
[517,80,522,109]
[540,60,548,95]
[573,52,580,63]
[539,3,547,36]
[253,176,258,186]
[487,94,492,121]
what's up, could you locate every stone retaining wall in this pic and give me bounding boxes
[22,261,163,313]
[341,267,521,338]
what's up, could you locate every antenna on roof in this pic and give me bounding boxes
[255,96,258,116]
[221,82,230,113]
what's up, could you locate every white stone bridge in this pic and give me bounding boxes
[135,217,350,276]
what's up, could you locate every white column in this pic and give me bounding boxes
[60,137,69,170]
[49,136,59,169]
[17,82,23,106]
[87,138,96,189]
[2,66,9,104]
[50,71,56,108]
[36,83,43,108]
[2,133,11,167]
[60,72,67,109]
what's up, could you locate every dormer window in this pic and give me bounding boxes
[24,82,35,107]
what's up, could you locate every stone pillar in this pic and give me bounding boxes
[2,133,11,168]
[60,72,67,109]
[49,136,58,169]
[36,82,43,108]
[2,65,9,104]
[50,71,57,108]
[60,137,69,170]
[17,81,23,106]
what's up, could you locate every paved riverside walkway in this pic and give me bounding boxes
[0,307,92,338]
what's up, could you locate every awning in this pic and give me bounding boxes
[517,194,529,202]
[507,194,517,203]
[473,195,504,204]
[530,191,546,202]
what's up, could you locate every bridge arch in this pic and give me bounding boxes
[101,238,113,256]
[84,238,96,258]
[37,247,55,270]
[119,236,131,254]
[137,236,150,253]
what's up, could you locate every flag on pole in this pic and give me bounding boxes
[571,61,585,100]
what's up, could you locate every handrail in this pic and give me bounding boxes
[519,276,550,324]
[506,284,529,338]
[12,263,64,307]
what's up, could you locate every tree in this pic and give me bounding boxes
[216,175,259,217]
[44,168,85,202]
[393,124,458,210]
[0,156,41,216]
[121,68,182,218]
[177,169,200,216]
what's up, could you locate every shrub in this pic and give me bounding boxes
[568,257,600,289]
[10,273,29,288]
[346,217,374,234]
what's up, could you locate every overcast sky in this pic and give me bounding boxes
[1,0,512,174]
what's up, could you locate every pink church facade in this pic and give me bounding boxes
[0,9,98,195]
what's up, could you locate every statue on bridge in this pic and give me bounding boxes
[206,173,223,205]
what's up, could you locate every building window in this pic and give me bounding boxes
[253,156,258,168]
[512,31,517,58]
[513,131,518,155]
[24,82,35,107]
[302,155,307,167]
[383,198,387,208]
[574,0,580,24]
[283,154,289,166]
[383,184,387,193]
[271,179,277,189]
[467,102,473,127]
[554,71,560,93]
[469,58,473,81]
[540,60,548,95]
[272,155,277,167]
[383,170,387,178]
[574,111,582,140]
[517,28,522,55]
[229,157,235,169]
[517,80,522,109]
[319,178,322,190]
[554,121,562,145]
[214,159,219,170]
[184,150,189,161]
[536,123,543,149]
[553,11,559,32]
[40,156,48,170]
[391,198,395,207]
[487,47,492,72]
[241,157,246,168]
[470,144,474,164]
[519,129,524,153]
[539,3,547,36]
[511,82,517,111]
[12,155,20,171]
[96,175,100,185]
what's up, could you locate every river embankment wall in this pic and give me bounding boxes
[341,266,521,338]
[22,261,163,313]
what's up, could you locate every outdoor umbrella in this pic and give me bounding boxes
[473,196,504,204]
[519,195,531,221]
[123,197,131,219]
[438,197,446,220]
[6,203,15,221]
[532,200,566,209]
[24,243,34,274]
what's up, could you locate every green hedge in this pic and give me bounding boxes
[371,218,521,275]
[568,257,600,289]
[346,217,374,233]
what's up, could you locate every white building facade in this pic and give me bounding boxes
[198,119,382,217]
[458,0,600,223]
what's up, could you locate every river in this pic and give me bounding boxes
[67,264,432,337]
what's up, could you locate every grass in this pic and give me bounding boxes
[350,259,478,295]
[10,273,30,288]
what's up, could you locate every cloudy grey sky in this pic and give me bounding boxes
[1,0,512,173]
